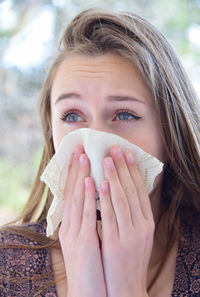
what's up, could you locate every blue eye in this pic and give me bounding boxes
[60,110,83,123]
[60,109,142,124]
[115,111,141,121]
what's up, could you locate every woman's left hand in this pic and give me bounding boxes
[99,146,155,297]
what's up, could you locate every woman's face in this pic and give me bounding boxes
[51,53,165,163]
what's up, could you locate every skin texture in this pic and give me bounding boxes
[50,53,166,297]
[51,53,164,162]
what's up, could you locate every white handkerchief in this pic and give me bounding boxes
[40,128,163,237]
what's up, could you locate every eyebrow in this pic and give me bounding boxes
[55,92,145,105]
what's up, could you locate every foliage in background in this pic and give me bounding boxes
[0,147,42,222]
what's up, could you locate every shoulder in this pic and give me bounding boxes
[0,221,56,296]
[0,221,46,246]
[0,221,49,269]
[0,221,49,275]
[179,207,200,251]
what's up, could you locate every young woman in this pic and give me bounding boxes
[1,8,200,297]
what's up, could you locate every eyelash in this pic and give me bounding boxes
[60,108,142,124]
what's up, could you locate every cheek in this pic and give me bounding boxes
[139,120,165,162]
[146,136,165,163]
[51,115,66,151]
[126,129,165,162]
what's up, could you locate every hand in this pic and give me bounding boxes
[99,145,154,297]
[59,144,107,297]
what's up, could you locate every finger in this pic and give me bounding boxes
[99,180,119,243]
[109,146,143,225]
[62,144,84,229]
[69,153,90,236]
[65,144,85,198]
[125,151,153,221]
[80,177,97,236]
[103,157,133,235]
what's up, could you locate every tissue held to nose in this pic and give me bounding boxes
[40,128,163,237]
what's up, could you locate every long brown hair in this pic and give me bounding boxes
[1,7,200,293]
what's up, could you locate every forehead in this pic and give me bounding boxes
[51,53,151,104]
[53,53,140,77]
[52,53,144,81]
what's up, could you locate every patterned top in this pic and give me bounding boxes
[0,207,200,297]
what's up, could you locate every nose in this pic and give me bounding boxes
[88,119,113,134]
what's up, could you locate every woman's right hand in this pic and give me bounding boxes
[59,144,107,297]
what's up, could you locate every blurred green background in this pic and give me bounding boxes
[0,0,200,224]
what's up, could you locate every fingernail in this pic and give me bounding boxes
[74,145,81,159]
[85,177,90,188]
[80,154,87,166]
[104,157,115,169]
[101,181,108,192]
[125,151,135,164]
[112,147,122,159]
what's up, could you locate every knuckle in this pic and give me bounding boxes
[106,212,116,225]
[78,230,95,246]
[138,220,155,239]
[116,196,129,211]
[123,184,132,195]
[83,207,91,220]
[79,154,89,168]
[71,195,80,208]
[148,220,155,233]
[136,230,148,243]
[137,181,146,191]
